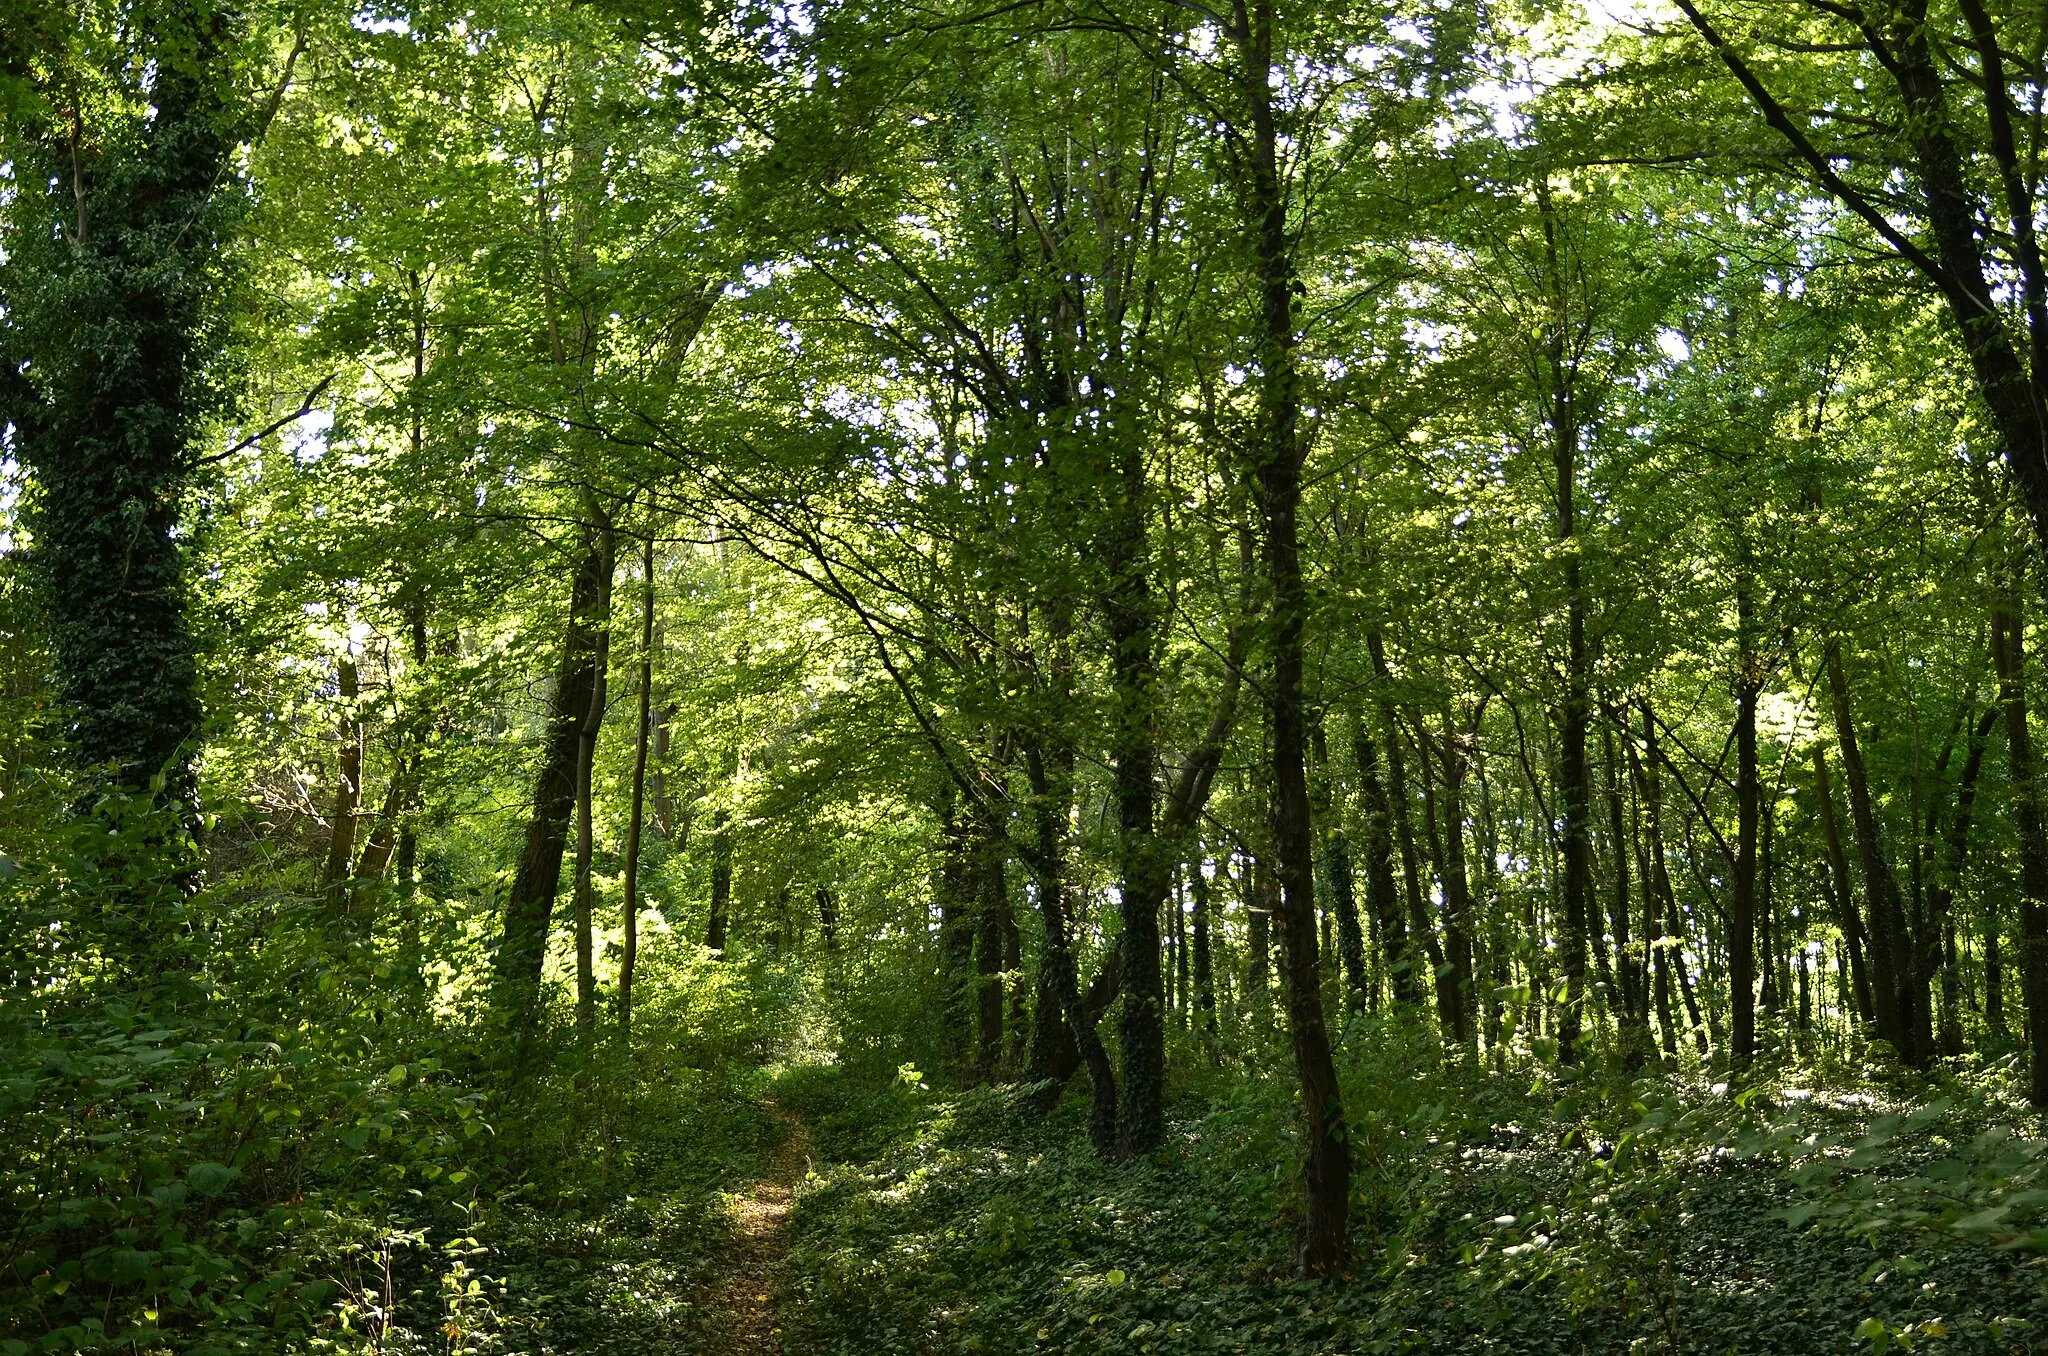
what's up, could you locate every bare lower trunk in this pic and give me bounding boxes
[323,656,362,907]
[494,515,614,1043]
[1826,637,1913,1060]
[706,809,732,954]
[1732,581,1760,1067]
[1992,573,2048,1106]
[1812,744,1874,1022]
[619,533,656,1038]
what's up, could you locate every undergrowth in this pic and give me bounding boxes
[776,1023,2048,1356]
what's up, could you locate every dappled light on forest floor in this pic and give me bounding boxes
[702,1104,813,1353]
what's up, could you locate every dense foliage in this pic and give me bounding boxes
[8,0,2048,1351]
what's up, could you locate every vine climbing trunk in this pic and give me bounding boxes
[0,1,238,830]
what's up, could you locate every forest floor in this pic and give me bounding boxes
[700,1103,811,1353]
[766,1056,2048,1356]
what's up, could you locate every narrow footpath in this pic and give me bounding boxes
[702,1104,810,1353]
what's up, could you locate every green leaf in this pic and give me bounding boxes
[188,1162,238,1197]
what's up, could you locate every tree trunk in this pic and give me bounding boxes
[1193,863,1217,1036]
[1244,0,1349,1270]
[706,808,733,954]
[1368,631,1436,1006]
[1247,857,1272,1002]
[1992,575,2048,1106]
[1825,637,1913,1059]
[1632,709,1705,1056]
[323,655,363,904]
[1604,721,1650,1068]
[1436,725,1478,1047]
[1812,743,1875,1022]
[620,532,656,1038]
[1732,580,1761,1067]
[1417,745,1467,1042]
[1353,713,1418,1009]
[494,518,615,1042]
[1930,708,1996,1056]
[977,844,1008,1081]
[649,704,678,841]
[1021,741,1119,1153]
[570,519,614,1038]
[4,4,230,815]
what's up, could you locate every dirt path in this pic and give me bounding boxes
[702,1104,810,1353]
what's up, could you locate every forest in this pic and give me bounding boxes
[9,0,2048,1350]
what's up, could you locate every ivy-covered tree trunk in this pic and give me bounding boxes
[1107,534,1168,1154]
[1,4,238,812]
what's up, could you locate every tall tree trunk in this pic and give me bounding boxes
[395,599,431,977]
[1313,727,1369,1008]
[1244,0,1348,1271]
[494,519,615,1041]
[649,704,678,840]
[1435,724,1478,1047]
[3,2,232,819]
[977,843,1008,1081]
[1632,709,1705,1056]
[619,533,656,1038]
[1538,186,1595,1070]
[705,808,733,954]
[1417,746,1466,1041]
[1732,580,1761,1067]
[1021,741,1119,1153]
[1992,574,2048,1106]
[1825,637,1914,1060]
[1109,565,1168,1153]
[570,518,615,1038]
[817,886,838,950]
[323,655,363,905]
[1604,721,1650,1068]
[1812,744,1875,1022]
[1193,862,1217,1037]
[1353,714,1417,1009]
[1006,875,1029,1067]
[1930,707,1997,1056]
[1369,632,1437,1003]
[1247,857,1272,1001]
[1988,898,2009,1039]
[1173,867,1190,1024]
